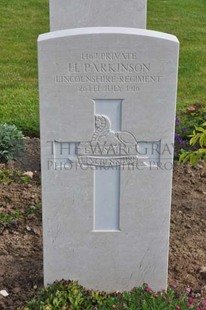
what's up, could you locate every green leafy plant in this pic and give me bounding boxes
[179,121,206,166]
[0,169,30,184]
[0,203,41,224]
[21,175,31,184]
[176,103,206,140]
[18,281,206,310]
[0,209,22,224]
[0,123,25,163]
[175,103,206,159]
[27,203,42,215]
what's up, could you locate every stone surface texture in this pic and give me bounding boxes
[49,0,147,31]
[38,27,179,292]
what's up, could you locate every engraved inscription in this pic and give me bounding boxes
[81,52,138,61]
[68,62,150,73]
[55,51,162,93]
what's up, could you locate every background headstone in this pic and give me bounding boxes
[49,0,147,31]
[38,27,179,292]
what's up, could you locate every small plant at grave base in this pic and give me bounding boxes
[26,203,42,215]
[21,175,31,184]
[177,103,206,139]
[175,103,206,159]
[0,203,41,224]
[179,121,206,166]
[0,209,22,224]
[0,169,32,184]
[19,281,206,310]
[0,123,25,164]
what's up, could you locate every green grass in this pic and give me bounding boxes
[0,0,49,136]
[147,0,206,108]
[0,0,205,136]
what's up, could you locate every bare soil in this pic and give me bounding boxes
[0,138,205,309]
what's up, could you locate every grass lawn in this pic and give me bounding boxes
[148,0,206,108]
[0,0,205,136]
[0,0,49,136]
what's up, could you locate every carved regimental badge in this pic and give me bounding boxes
[49,114,161,169]
[78,114,145,167]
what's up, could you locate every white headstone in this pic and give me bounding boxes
[49,0,147,31]
[38,27,179,292]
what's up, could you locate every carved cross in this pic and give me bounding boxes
[48,100,160,231]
